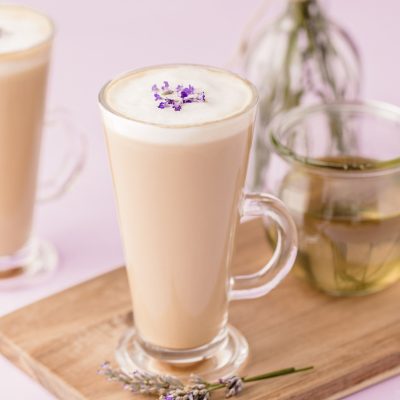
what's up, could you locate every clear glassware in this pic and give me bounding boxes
[266,100,400,296]
[241,0,362,191]
[99,64,298,379]
[0,6,86,289]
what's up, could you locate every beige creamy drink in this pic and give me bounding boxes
[100,65,256,349]
[0,5,53,255]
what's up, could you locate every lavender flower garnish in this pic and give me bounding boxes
[218,376,244,398]
[162,385,210,400]
[98,362,183,396]
[99,362,313,398]
[152,82,206,111]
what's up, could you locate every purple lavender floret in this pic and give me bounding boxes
[161,80,169,91]
[152,81,206,112]
[173,104,182,111]
[219,376,244,398]
[180,89,189,98]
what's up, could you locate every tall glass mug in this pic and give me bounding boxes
[0,5,84,288]
[99,64,297,378]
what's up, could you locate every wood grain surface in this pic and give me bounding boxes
[0,219,399,399]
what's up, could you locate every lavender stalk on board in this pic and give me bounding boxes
[99,362,313,399]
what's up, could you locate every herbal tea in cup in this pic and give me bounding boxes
[267,101,400,296]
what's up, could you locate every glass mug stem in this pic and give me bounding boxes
[230,193,298,301]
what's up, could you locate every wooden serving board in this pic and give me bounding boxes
[0,220,399,400]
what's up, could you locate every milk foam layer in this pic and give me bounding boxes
[0,5,53,54]
[101,65,257,144]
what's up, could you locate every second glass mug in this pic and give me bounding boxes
[99,64,298,378]
[0,5,85,288]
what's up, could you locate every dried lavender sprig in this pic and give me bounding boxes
[98,362,184,396]
[161,384,210,400]
[218,376,244,398]
[100,362,313,399]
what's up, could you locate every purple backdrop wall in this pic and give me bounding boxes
[0,1,399,398]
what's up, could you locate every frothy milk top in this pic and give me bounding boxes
[0,5,53,54]
[100,65,257,144]
[103,65,255,126]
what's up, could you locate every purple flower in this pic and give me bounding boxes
[162,387,210,400]
[180,88,189,98]
[152,81,206,112]
[161,80,169,91]
[219,376,244,398]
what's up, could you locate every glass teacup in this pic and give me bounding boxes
[266,101,400,296]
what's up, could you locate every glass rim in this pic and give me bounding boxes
[98,63,259,129]
[269,100,400,175]
[0,4,55,58]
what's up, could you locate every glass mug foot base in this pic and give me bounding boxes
[0,238,58,289]
[116,324,249,381]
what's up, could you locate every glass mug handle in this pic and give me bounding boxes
[37,108,86,201]
[230,193,298,301]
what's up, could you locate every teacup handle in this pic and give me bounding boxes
[230,193,298,301]
[37,108,86,202]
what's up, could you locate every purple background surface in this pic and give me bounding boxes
[0,0,399,398]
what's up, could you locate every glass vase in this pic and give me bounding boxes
[242,0,362,191]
